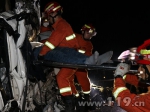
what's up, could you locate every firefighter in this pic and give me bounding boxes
[33,2,102,112]
[112,39,150,112]
[69,24,97,111]
[33,2,113,111]
[37,2,101,65]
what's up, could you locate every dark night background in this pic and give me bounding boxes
[7,1,150,85]
[41,1,150,61]
[41,1,150,88]
[40,1,149,86]
[8,0,150,60]
[5,1,147,107]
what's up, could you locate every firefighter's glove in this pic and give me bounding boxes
[114,63,130,78]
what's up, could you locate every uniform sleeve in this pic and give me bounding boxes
[40,24,73,55]
[113,78,140,112]
[113,78,150,112]
[123,74,150,88]
[123,74,139,87]
[85,42,93,56]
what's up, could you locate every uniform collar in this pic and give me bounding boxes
[52,17,63,29]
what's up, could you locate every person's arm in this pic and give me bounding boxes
[123,74,139,86]
[85,42,93,56]
[40,28,66,55]
[112,63,146,112]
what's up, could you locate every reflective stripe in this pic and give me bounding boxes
[83,90,90,94]
[60,87,71,93]
[113,87,127,99]
[53,6,61,11]
[45,41,55,49]
[75,93,79,97]
[89,29,94,33]
[66,34,76,41]
[140,49,150,54]
[84,24,91,28]
[45,3,54,11]
[123,75,127,80]
[78,49,85,54]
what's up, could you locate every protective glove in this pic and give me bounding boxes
[114,63,130,78]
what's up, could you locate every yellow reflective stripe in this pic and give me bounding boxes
[83,90,90,94]
[84,24,91,28]
[45,3,54,11]
[45,41,55,49]
[113,87,127,99]
[75,93,79,97]
[66,34,76,41]
[53,6,61,11]
[60,87,71,93]
[78,49,85,54]
[140,49,150,54]
[123,75,127,80]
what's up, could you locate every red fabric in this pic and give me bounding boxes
[136,39,150,64]
[113,78,150,112]
[137,39,150,53]
[40,26,52,33]
[56,68,77,96]
[124,74,139,86]
[40,18,79,55]
[76,33,93,56]
[70,69,90,95]
[69,34,92,95]
[137,60,150,65]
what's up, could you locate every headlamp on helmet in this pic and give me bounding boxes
[81,24,97,36]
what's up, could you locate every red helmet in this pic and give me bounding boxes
[81,24,96,34]
[44,2,63,15]
[136,39,150,65]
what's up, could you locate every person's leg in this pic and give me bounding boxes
[33,46,42,60]
[76,69,91,94]
[44,47,87,64]
[33,46,99,65]
[69,73,79,97]
[56,68,77,112]
[75,69,92,111]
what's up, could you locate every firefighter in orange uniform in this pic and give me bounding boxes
[113,39,150,112]
[34,2,100,112]
[39,2,79,112]
[69,24,97,111]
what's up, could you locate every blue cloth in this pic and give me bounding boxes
[33,47,88,64]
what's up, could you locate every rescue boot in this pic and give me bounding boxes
[83,94,95,111]
[85,51,99,65]
[62,95,76,112]
[74,95,85,112]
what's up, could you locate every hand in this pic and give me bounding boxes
[30,42,44,49]
[114,63,130,77]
